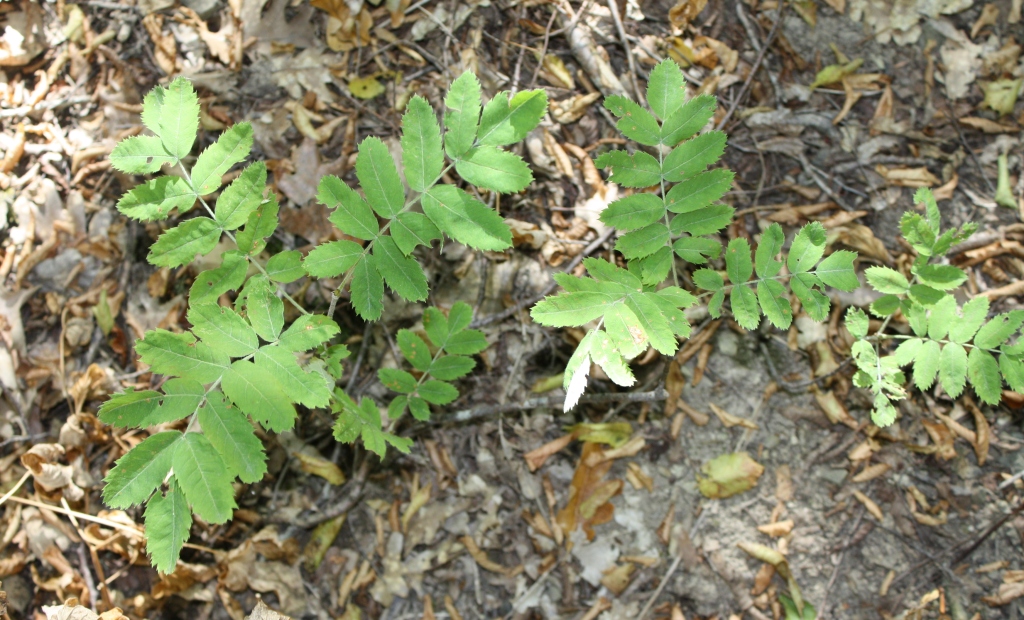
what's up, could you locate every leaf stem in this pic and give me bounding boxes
[177,161,310,316]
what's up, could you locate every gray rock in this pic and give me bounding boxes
[182,0,223,19]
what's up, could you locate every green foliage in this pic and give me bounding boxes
[535,59,858,408]
[847,188,1022,425]
[302,73,546,320]
[101,72,524,573]
[377,302,488,426]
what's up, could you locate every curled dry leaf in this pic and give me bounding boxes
[851,462,890,482]
[983,581,1024,606]
[551,93,602,124]
[709,403,757,429]
[736,541,804,612]
[20,443,85,501]
[697,452,764,499]
[557,443,624,540]
[294,451,346,485]
[852,490,884,521]
[41,602,129,620]
[757,519,794,537]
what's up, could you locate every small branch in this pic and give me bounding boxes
[606,0,645,106]
[445,388,669,424]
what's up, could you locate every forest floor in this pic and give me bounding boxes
[2,0,1024,618]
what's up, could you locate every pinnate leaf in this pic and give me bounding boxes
[914,339,941,390]
[398,329,433,371]
[136,329,229,384]
[600,193,665,231]
[144,482,191,574]
[391,212,441,254]
[222,360,296,432]
[422,185,512,251]
[320,175,379,241]
[402,95,444,192]
[215,162,266,230]
[646,59,687,121]
[304,240,363,278]
[118,176,196,222]
[731,286,760,330]
[110,135,176,174]
[616,223,670,259]
[235,194,279,256]
[939,342,968,397]
[372,235,429,302]
[948,296,989,344]
[417,380,458,405]
[191,123,253,195]
[477,89,547,146]
[172,432,237,523]
[662,131,727,182]
[350,257,385,320]
[242,276,284,341]
[444,71,482,158]
[455,146,533,194]
[158,77,200,160]
[665,169,734,213]
[865,266,910,295]
[188,303,258,358]
[356,136,406,218]
[190,251,247,305]
[815,251,859,291]
[604,96,661,146]
[787,222,827,274]
[594,150,661,188]
[198,392,267,483]
[661,94,716,146]
[255,345,332,407]
[278,315,340,351]
[265,250,305,283]
[148,217,222,268]
[967,347,1002,405]
[103,431,181,508]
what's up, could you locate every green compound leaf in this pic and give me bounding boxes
[103,431,181,509]
[117,176,197,222]
[725,238,753,285]
[870,294,901,317]
[158,77,200,160]
[646,59,687,121]
[255,345,332,407]
[914,339,942,390]
[909,284,945,306]
[754,223,784,278]
[1001,354,1024,392]
[600,193,666,231]
[172,432,237,524]
[98,389,161,428]
[594,150,661,188]
[948,296,989,344]
[670,204,735,236]
[148,217,222,268]
[692,268,724,291]
[845,307,869,339]
[136,329,230,384]
[333,392,413,457]
[665,169,734,213]
[265,250,305,283]
[242,276,284,341]
[110,135,176,174]
[402,95,444,192]
[605,95,662,146]
[222,360,296,432]
[190,251,247,305]
[731,285,760,330]
[455,146,533,194]
[391,212,441,255]
[138,378,206,427]
[894,337,923,366]
[928,295,958,340]
[188,303,258,358]
[815,250,859,291]
[477,89,547,146]
[303,240,364,278]
[191,122,253,196]
[975,311,1024,349]
[444,329,488,355]
[865,266,910,295]
[673,236,721,264]
[379,368,418,393]
[757,279,792,329]
[278,315,340,351]
[350,257,385,321]
[625,294,678,354]
[939,342,968,398]
[531,291,614,327]
[356,136,405,219]
[417,380,458,405]
[444,71,482,159]
[787,222,827,274]
[320,175,380,241]
[215,162,266,230]
[235,193,279,256]
[967,347,1002,405]
[790,274,830,321]
[422,184,512,251]
[198,392,267,484]
[662,131,727,182]
[661,94,717,146]
[915,264,967,291]
[141,85,165,136]
[604,303,647,359]
[144,481,191,574]
[616,222,670,259]
[408,396,430,421]
[590,329,635,386]
[398,329,433,371]
[372,235,429,302]
[427,355,475,380]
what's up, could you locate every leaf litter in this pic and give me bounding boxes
[1,0,1024,616]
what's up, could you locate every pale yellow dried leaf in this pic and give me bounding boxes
[852,490,884,521]
[709,403,757,429]
[757,519,794,537]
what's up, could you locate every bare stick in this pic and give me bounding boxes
[716,2,785,131]
[606,0,645,106]
[445,388,669,424]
